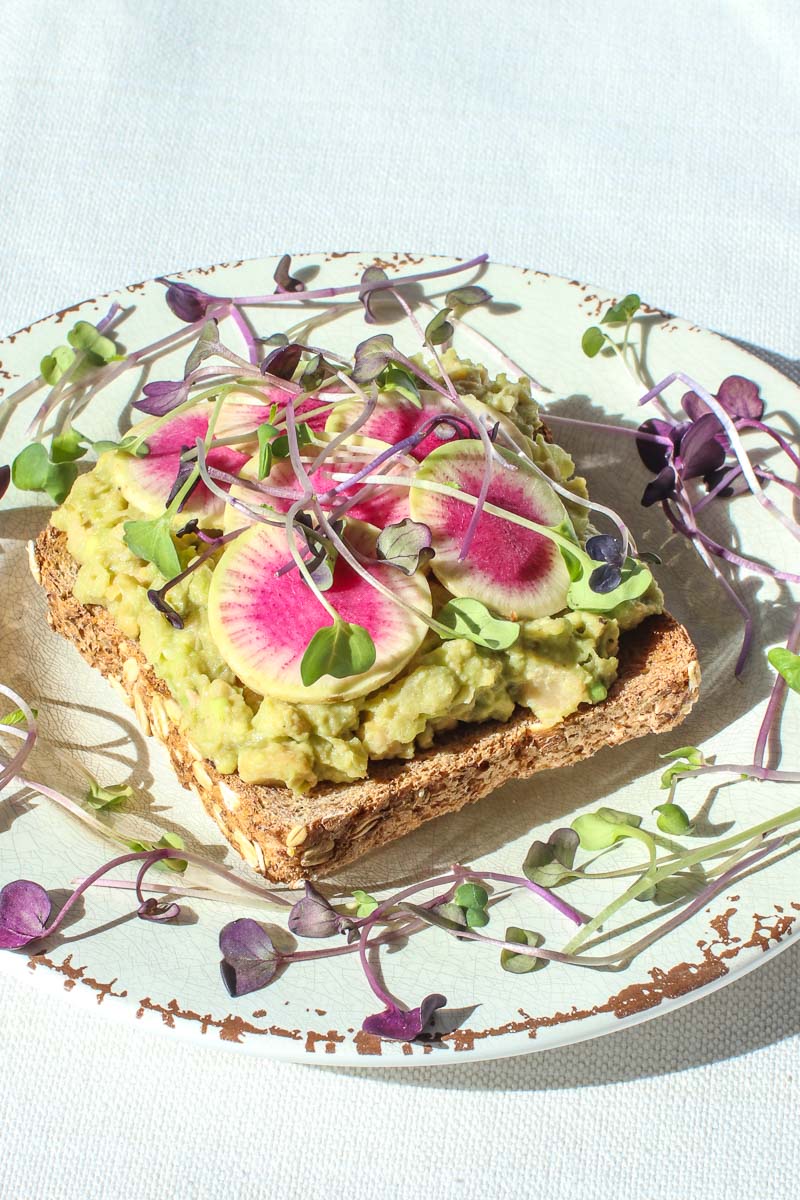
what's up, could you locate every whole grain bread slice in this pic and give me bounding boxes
[32,526,700,884]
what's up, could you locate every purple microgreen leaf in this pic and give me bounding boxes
[300,620,377,687]
[581,326,605,357]
[362,993,448,1043]
[165,282,214,324]
[134,379,190,416]
[165,446,200,510]
[716,375,764,420]
[146,587,185,630]
[437,597,519,651]
[641,465,677,507]
[425,307,454,346]
[589,562,623,593]
[219,918,282,996]
[601,293,641,325]
[287,882,354,939]
[351,334,395,385]
[444,285,491,311]
[0,464,10,501]
[138,897,182,923]
[636,417,680,474]
[375,519,434,575]
[260,342,303,380]
[767,647,800,694]
[379,365,421,408]
[500,926,547,974]
[359,266,391,324]
[585,534,624,565]
[273,254,306,294]
[678,412,726,478]
[0,880,51,949]
[184,319,220,376]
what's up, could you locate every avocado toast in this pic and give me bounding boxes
[28,290,698,883]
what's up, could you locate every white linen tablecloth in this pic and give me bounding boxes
[0,3,798,1197]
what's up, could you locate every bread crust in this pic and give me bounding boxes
[33,526,700,884]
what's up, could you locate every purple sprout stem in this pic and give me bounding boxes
[543,412,676,447]
[40,849,174,938]
[226,303,259,365]
[664,495,753,674]
[752,605,800,769]
[737,418,800,474]
[230,254,489,307]
[477,871,586,925]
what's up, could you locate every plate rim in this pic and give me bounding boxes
[1,249,798,1067]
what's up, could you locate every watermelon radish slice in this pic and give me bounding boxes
[325,391,527,462]
[222,439,411,534]
[409,439,571,619]
[215,387,332,437]
[116,402,252,520]
[207,519,431,702]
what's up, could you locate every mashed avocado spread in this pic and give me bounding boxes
[51,361,663,793]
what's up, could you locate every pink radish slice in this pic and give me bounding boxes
[216,387,330,437]
[117,403,250,519]
[207,520,431,703]
[325,392,527,461]
[409,440,571,619]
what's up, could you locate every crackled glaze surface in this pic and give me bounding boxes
[1,253,798,1065]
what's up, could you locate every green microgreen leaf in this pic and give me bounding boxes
[91,435,149,457]
[256,423,279,479]
[653,802,694,836]
[125,832,187,873]
[11,443,50,492]
[375,519,434,576]
[300,620,377,687]
[572,808,643,851]
[184,319,220,376]
[11,442,78,503]
[351,889,378,918]
[437,597,520,651]
[500,926,546,974]
[601,293,641,326]
[768,647,800,694]
[67,320,118,366]
[271,422,312,461]
[379,365,422,408]
[659,745,705,788]
[465,907,489,928]
[523,827,579,886]
[50,428,88,464]
[454,882,489,910]
[0,707,37,727]
[84,779,134,811]
[565,555,653,612]
[444,285,491,311]
[40,344,76,385]
[581,326,606,357]
[123,515,182,580]
[425,307,454,346]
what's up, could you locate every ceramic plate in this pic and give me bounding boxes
[0,253,797,1065]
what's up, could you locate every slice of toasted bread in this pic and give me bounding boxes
[32,526,699,884]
